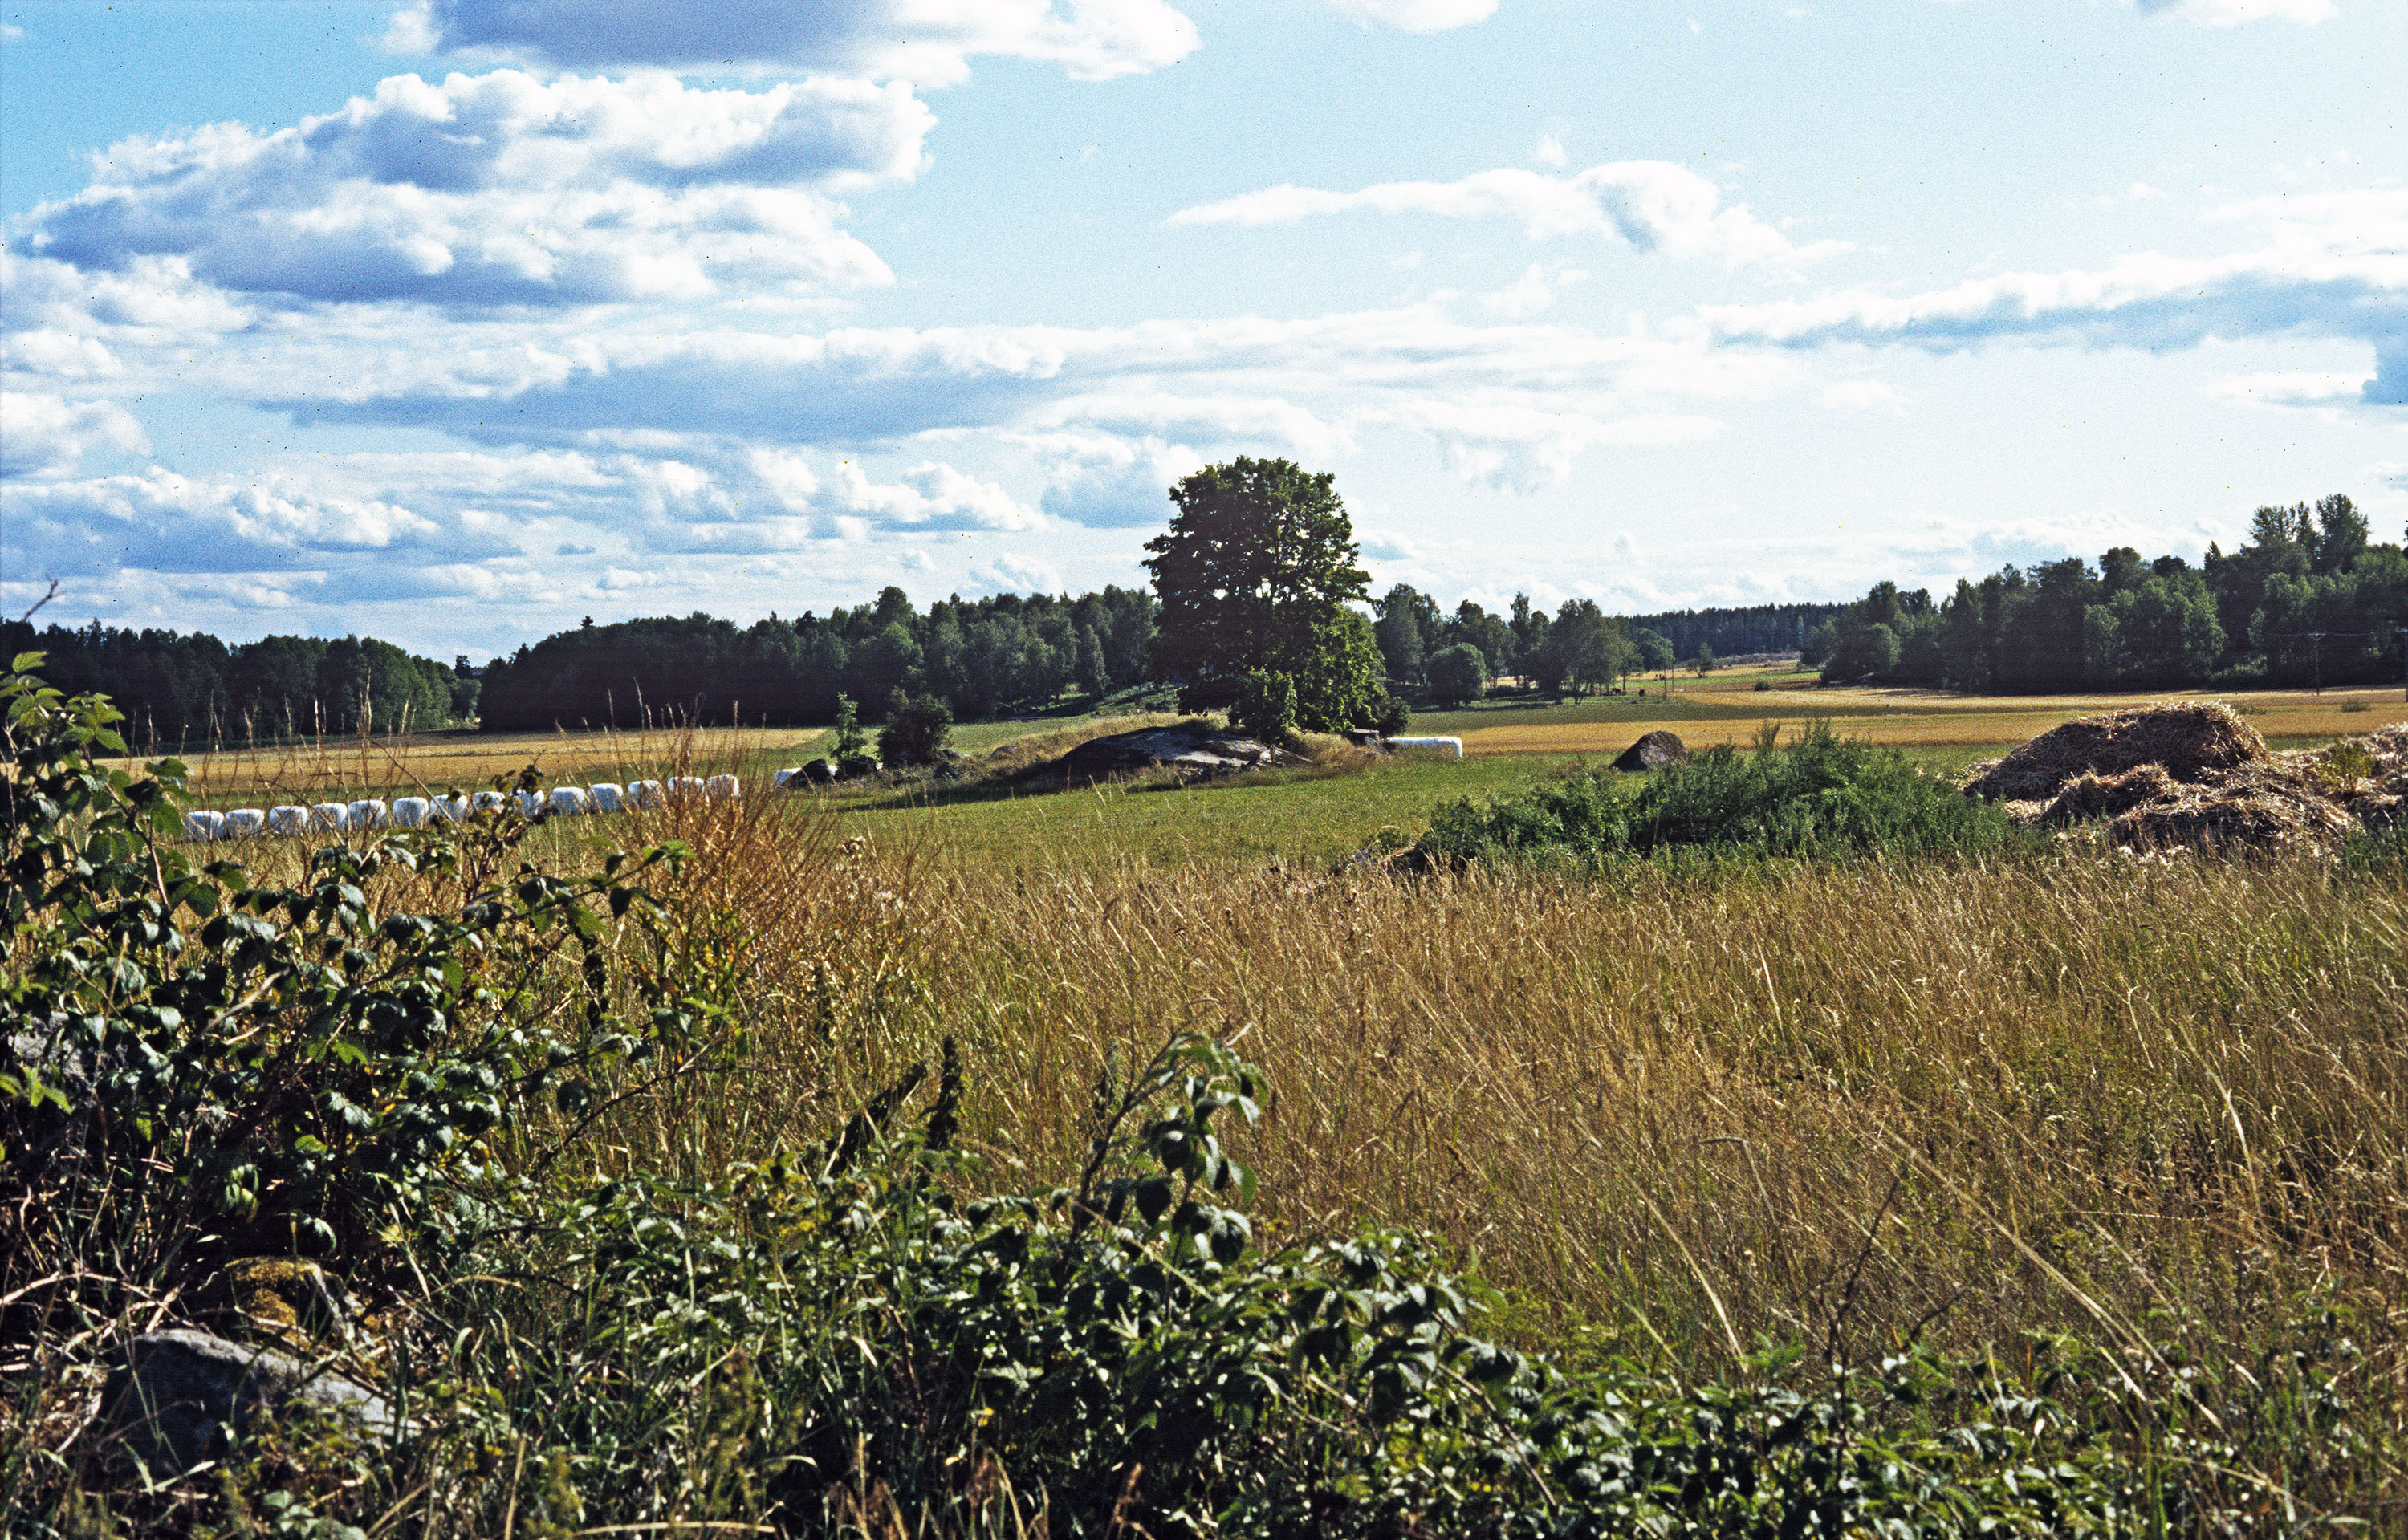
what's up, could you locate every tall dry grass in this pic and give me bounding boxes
[887,845,2408,1396]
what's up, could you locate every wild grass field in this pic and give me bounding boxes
[25,672,2406,1532]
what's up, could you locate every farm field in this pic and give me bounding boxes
[1418,677,2408,756]
[32,663,2408,1526]
[154,680,2408,872]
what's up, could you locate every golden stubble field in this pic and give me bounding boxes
[1439,681,2408,756]
[168,722,829,811]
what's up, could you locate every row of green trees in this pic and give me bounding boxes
[476,587,1157,731]
[1807,494,2406,690]
[1370,587,1844,703]
[0,619,474,745]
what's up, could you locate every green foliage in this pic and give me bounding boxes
[1419,721,2011,866]
[1144,457,1383,731]
[1,651,684,1302]
[1426,642,1489,709]
[830,691,867,759]
[877,689,954,765]
[1230,669,1297,742]
[2,660,2385,1538]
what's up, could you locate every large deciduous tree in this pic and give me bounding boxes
[1143,457,1381,731]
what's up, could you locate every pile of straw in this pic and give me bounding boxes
[1963,701,2400,850]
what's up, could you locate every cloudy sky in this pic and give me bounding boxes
[2,0,2402,658]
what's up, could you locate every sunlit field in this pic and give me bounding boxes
[1421,677,2408,757]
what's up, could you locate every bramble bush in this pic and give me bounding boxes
[0,660,2378,1536]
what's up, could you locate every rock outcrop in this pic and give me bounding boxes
[106,1329,397,1475]
[1058,724,1297,783]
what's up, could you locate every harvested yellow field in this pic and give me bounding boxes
[1453,686,2408,756]
[175,723,827,809]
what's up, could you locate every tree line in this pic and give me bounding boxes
[476,587,1158,731]
[1368,589,1845,706]
[1805,494,2406,690]
[0,619,475,746]
[14,476,2390,744]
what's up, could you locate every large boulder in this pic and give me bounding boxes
[106,1328,397,1475]
[1613,731,1690,773]
[1059,724,1292,782]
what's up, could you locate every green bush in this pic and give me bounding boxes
[878,688,954,764]
[1230,668,1298,742]
[1426,642,1488,709]
[1420,721,2011,866]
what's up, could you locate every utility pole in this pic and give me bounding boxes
[2398,627,2408,703]
[2307,630,2327,695]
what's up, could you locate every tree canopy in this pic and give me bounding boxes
[1144,457,1381,731]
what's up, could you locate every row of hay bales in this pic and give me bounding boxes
[181,774,745,842]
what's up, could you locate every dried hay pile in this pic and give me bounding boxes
[1963,702,2405,851]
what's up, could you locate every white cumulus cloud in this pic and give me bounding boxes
[18,69,931,311]
[385,0,1199,86]
[0,392,150,478]
[1167,160,1847,267]
[1702,187,2408,406]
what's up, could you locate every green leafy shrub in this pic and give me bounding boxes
[1230,668,1297,742]
[1419,721,2010,866]
[878,689,954,764]
[2,649,683,1324]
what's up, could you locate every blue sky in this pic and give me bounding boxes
[3,0,2402,658]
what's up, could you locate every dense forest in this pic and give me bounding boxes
[0,619,475,745]
[475,587,1158,730]
[1805,495,2408,690]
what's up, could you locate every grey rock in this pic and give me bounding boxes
[1613,731,1690,773]
[106,1328,397,1476]
[1059,725,1290,782]
[836,755,883,779]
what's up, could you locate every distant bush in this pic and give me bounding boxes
[878,688,954,764]
[1421,721,2010,865]
[1426,642,1488,708]
[1230,668,1297,742]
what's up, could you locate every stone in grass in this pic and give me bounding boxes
[105,1329,398,1477]
[1613,731,1690,773]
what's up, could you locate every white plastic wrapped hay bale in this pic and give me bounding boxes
[588,783,624,812]
[773,767,799,789]
[184,811,226,843]
[549,786,589,816]
[669,776,707,801]
[434,794,470,822]
[515,789,547,816]
[269,805,311,836]
[473,790,509,815]
[706,774,739,800]
[223,808,266,838]
[628,779,664,807]
[391,797,431,827]
[311,802,351,832]
[349,799,388,829]
[1385,737,1464,758]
